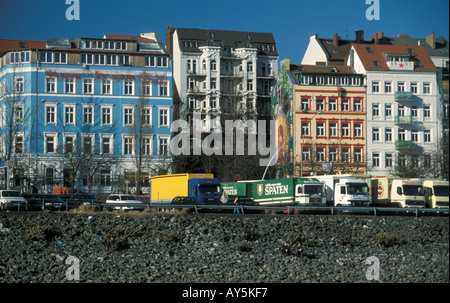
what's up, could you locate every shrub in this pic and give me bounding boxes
[234,240,251,252]
[375,232,402,247]
[240,228,257,241]
[26,225,51,242]
[162,231,178,243]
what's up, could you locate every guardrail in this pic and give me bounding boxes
[2,202,449,217]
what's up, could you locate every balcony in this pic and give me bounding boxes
[394,91,414,102]
[394,115,413,125]
[395,140,414,150]
[387,61,414,71]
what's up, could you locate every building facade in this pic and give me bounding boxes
[166,27,278,130]
[0,34,173,193]
[350,43,440,177]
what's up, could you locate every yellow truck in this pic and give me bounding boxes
[422,179,449,209]
[150,173,221,204]
[371,177,425,208]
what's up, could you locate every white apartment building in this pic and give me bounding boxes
[166,27,278,132]
[349,44,440,176]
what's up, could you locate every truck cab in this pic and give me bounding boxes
[189,178,221,204]
[423,180,449,209]
[391,179,425,208]
[295,179,326,205]
[333,178,370,207]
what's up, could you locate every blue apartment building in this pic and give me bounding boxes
[0,33,173,194]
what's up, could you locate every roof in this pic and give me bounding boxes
[290,64,356,75]
[174,28,278,56]
[352,43,437,72]
[319,38,372,63]
[104,34,155,42]
[0,39,46,53]
[381,35,449,58]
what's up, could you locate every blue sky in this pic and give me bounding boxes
[0,0,448,62]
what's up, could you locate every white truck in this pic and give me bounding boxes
[422,179,449,209]
[310,175,370,207]
[371,177,425,208]
[0,190,27,211]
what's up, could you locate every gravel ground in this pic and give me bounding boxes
[0,211,448,283]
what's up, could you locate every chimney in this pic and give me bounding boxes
[333,33,340,46]
[370,32,384,44]
[426,30,436,49]
[355,30,364,43]
[165,25,175,56]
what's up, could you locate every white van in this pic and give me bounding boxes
[0,190,27,211]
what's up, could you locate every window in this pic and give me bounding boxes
[329,99,337,111]
[316,99,324,111]
[247,61,253,72]
[372,104,379,117]
[411,82,418,94]
[143,107,152,126]
[143,136,152,155]
[101,106,112,125]
[423,82,431,94]
[353,99,362,112]
[384,81,392,93]
[246,79,252,91]
[411,106,418,118]
[301,122,309,137]
[397,81,405,92]
[54,52,66,64]
[83,78,93,94]
[10,51,30,64]
[211,78,217,90]
[102,79,112,95]
[100,169,111,187]
[44,133,58,153]
[14,105,24,125]
[329,123,337,137]
[82,135,94,153]
[385,128,392,142]
[398,105,405,116]
[64,105,75,125]
[159,108,169,127]
[124,80,134,95]
[143,81,152,96]
[83,105,94,125]
[124,106,134,126]
[15,77,24,93]
[354,148,362,163]
[123,136,134,155]
[342,123,350,137]
[385,153,393,168]
[301,98,309,111]
[64,135,76,153]
[46,77,56,93]
[372,127,380,142]
[118,55,130,66]
[210,60,216,71]
[65,79,75,94]
[101,135,113,154]
[341,99,349,111]
[424,130,431,143]
[372,81,379,93]
[302,147,310,162]
[398,129,406,141]
[411,130,419,143]
[15,134,23,154]
[354,123,362,137]
[45,167,55,182]
[159,81,169,96]
[45,104,57,125]
[385,104,392,118]
[329,148,337,162]
[424,105,430,118]
[316,148,325,162]
[372,153,380,168]
[341,148,350,163]
[317,122,325,137]
[159,136,169,156]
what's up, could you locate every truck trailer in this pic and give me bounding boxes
[422,179,449,209]
[310,175,370,207]
[150,173,221,205]
[371,177,425,208]
[248,178,326,206]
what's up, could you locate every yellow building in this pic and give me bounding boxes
[290,65,367,176]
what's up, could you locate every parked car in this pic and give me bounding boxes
[0,190,27,211]
[67,193,103,211]
[170,196,196,205]
[22,193,66,211]
[105,194,145,211]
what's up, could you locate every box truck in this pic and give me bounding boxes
[371,177,425,208]
[248,178,326,206]
[150,173,221,205]
[422,179,449,209]
[310,175,370,207]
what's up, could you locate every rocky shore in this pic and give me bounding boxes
[0,211,448,283]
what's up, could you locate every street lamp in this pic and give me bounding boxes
[27,99,46,192]
[300,110,322,177]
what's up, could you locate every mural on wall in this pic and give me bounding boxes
[272,59,294,178]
